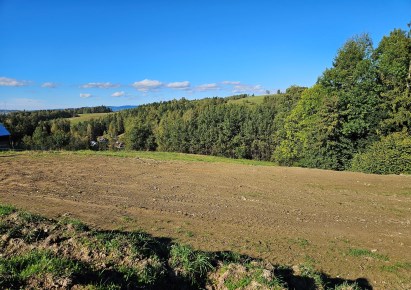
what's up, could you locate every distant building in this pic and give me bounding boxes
[0,123,10,149]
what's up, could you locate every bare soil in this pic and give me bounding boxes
[1,152,410,289]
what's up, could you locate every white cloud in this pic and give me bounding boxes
[0,77,29,87]
[80,93,93,98]
[196,83,220,91]
[41,82,57,88]
[111,91,125,97]
[132,79,163,92]
[81,82,119,89]
[3,98,45,110]
[232,84,264,94]
[221,81,241,85]
[166,81,190,89]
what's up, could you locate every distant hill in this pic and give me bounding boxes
[108,105,137,112]
[0,110,19,114]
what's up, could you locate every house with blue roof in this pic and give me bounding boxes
[0,123,10,149]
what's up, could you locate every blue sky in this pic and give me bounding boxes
[0,0,410,110]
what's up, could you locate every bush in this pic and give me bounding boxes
[351,132,411,174]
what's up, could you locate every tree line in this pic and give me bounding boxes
[1,27,410,174]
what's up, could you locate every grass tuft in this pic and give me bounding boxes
[0,204,16,217]
[170,244,214,284]
[348,248,389,261]
[0,250,84,288]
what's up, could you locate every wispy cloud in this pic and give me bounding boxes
[132,79,163,92]
[166,81,190,90]
[3,98,45,110]
[111,91,125,97]
[41,82,57,88]
[0,77,30,87]
[232,84,264,94]
[80,82,119,89]
[80,93,93,98]
[196,83,220,91]
[221,81,241,85]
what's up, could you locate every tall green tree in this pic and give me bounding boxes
[374,29,411,132]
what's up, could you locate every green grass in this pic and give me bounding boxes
[227,95,267,106]
[381,261,411,273]
[169,244,214,285]
[58,216,89,231]
[223,262,285,290]
[68,112,114,125]
[72,150,277,166]
[17,211,45,223]
[0,204,16,217]
[0,250,85,287]
[348,248,389,261]
[0,148,278,167]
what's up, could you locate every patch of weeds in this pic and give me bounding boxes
[121,215,133,223]
[174,226,184,234]
[304,255,317,265]
[17,211,45,223]
[185,230,194,238]
[0,221,11,235]
[348,248,389,261]
[116,265,138,285]
[218,251,250,264]
[59,216,89,231]
[93,230,162,259]
[333,281,362,290]
[6,224,23,239]
[138,255,165,285]
[116,257,165,288]
[0,250,85,288]
[0,204,16,217]
[225,275,252,290]
[93,232,123,255]
[297,238,310,248]
[381,261,411,273]
[169,244,214,285]
[299,263,325,289]
[289,237,310,248]
[223,262,284,290]
[241,192,263,198]
[81,283,122,290]
[128,231,164,258]
[22,228,49,243]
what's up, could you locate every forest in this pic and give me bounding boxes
[1,27,410,175]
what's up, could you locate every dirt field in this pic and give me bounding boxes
[1,152,410,289]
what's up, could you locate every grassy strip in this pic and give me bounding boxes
[0,149,277,166]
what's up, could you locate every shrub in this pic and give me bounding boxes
[351,132,411,174]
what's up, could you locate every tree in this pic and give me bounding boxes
[374,29,411,132]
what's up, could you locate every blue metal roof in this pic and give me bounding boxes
[0,123,10,137]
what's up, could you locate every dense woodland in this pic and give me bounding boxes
[1,27,410,174]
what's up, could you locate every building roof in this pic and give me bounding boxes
[0,123,10,137]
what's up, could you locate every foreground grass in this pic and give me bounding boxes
[0,204,368,289]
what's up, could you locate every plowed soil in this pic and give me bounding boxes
[1,152,410,289]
